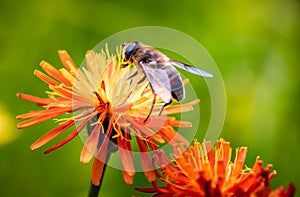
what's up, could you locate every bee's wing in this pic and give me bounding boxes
[140,61,172,104]
[170,60,213,77]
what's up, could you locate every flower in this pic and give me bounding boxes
[17,46,198,186]
[136,139,295,197]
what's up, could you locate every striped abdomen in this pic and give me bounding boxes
[164,65,184,101]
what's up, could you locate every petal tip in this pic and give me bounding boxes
[58,50,67,55]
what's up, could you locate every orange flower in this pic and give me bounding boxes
[136,139,295,197]
[17,46,198,186]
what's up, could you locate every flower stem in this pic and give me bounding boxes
[88,181,101,197]
[87,149,113,197]
[87,116,118,197]
[88,163,108,197]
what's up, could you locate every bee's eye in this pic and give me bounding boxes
[124,42,137,61]
[124,50,132,61]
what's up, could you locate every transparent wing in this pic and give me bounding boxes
[140,61,172,104]
[170,60,213,77]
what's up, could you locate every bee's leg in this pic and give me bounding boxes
[143,94,156,123]
[141,83,150,96]
[126,71,138,80]
[121,63,128,68]
[121,85,138,105]
[121,90,132,105]
[121,75,143,104]
[158,100,172,116]
[137,75,148,96]
[121,75,146,105]
[137,74,147,85]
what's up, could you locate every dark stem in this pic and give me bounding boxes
[88,181,101,197]
[87,163,107,197]
[86,115,119,197]
[87,150,112,197]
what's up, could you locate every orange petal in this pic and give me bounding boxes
[17,106,72,120]
[165,99,200,114]
[136,136,156,183]
[232,173,256,193]
[169,119,192,127]
[44,117,92,154]
[34,70,60,86]
[192,141,203,170]
[17,107,72,129]
[117,131,135,183]
[252,156,263,174]
[30,119,75,150]
[155,151,188,184]
[175,156,198,180]
[129,122,155,138]
[59,68,75,85]
[157,126,189,146]
[216,160,226,186]
[49,84,73,98]
[91,157,106,186]
[122,171,135,185]
[58,50,78,74]
[221,140,231,167]
[269,183,296,197]
[232,147,247,178]
[269,170,276,179]
[147,134,165,144]
[204,141,215,171]
[202,161,213,181]
[80,124,101,163]
[40,60,73,87]
[92,121,113,185]
[17,93,54,106]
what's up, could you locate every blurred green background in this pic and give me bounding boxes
[0,0,299,196]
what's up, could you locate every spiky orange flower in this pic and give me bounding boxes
[17,46,198,186]
[136,139,295,197]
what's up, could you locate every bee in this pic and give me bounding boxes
[121,41,213,122]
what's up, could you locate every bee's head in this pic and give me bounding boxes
[121,41,139,67]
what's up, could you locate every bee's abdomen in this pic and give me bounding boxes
[165,66,184,101]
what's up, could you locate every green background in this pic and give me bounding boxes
[0,0,299,196]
